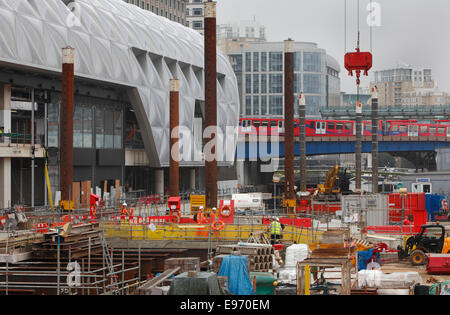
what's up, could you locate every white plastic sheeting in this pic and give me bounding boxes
[0,0,240,167]
[277,244,310,284]
[357,270,422,289]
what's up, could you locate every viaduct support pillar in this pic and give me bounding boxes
[60,47,74,201]
[204,1,218,210]
[169,79,180,197]
[283,39,296,213]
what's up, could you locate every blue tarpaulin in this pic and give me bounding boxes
[425,194,445,221]
[218,255,255,295]
[357,249,381,271]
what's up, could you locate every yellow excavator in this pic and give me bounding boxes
[313,165,341,202]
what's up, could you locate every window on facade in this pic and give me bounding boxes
[305,95,321,116]
[245,52,252,72]
[303,74,322,94]
[95,107,122,149]
[245,96,252,116]
[269,52,283,72]
[230,54,242,73]
[253,74,259,94]
[294,73,301,94]
[253,52,259,72]
[193,8,202,16]
[261,95,267,115]
[303,52,322,72]
[74,106,93,148]
[294,52,301,72]
[269,95,283,115]
[253,96,260,116]
[269,74,283,93]
[193,21,202,29]
[48,102,59,147]
[261,74,267,93]
[245,74,252,94]
[261,52,267,72]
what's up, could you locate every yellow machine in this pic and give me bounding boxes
[314,165,341,201]
[59,200,75,211]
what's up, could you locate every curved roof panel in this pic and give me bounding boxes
[0,0,240,167]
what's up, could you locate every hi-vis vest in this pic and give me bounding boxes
[270,221,281,235]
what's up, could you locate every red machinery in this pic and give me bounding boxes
[90,194,100,218]
[426,254,450,275]
[168,197,181,223]
[344,48,373,85]
[218,200,234,224]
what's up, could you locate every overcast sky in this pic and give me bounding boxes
[216,0,450,94]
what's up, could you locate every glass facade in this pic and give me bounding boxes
[48,102,59,148]
[95,106,123,149]
[253,96,260,116]
[253,52,259,72]
[269,52,283,72]
[269,95,283,115]
[303,52,322,72]
[238,43,338,118]
[74,106,93,148]
[261,52,267,72]
[269,74,283,93]
[294,52,301,72]
[253,74,259,94]
[245,52,252,72]
[303,73,322,94]
[245,96,252,115]
[260,74,267,94]
[245,74,252,94]
[261,95,267,115]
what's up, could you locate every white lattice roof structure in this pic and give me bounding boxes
[0,0,240,167]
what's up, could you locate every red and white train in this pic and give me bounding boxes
[239,118,450,138]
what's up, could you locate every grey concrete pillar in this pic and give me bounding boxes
[190,168,196,191]
[154,169,164,196]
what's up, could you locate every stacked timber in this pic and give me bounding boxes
[215,244,274,272]
[32,223,102,260]
[164,257,200,274]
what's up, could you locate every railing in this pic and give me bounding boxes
[321,105,450,119]
[0,133,34,146]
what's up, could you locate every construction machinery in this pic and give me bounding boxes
[398,223,450,266]
[313,165,341,202]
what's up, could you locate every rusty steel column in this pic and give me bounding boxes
[298,93,307,193]
[60,47,74,201]
[204,0,217,209]
[284,39,295,202]
[371,87,379,193]
[169,79,180,197]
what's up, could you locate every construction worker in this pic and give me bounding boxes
[269,217,282,245]
[120,202,128,221]
[0,126,3,142]
[194,206,204,223]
